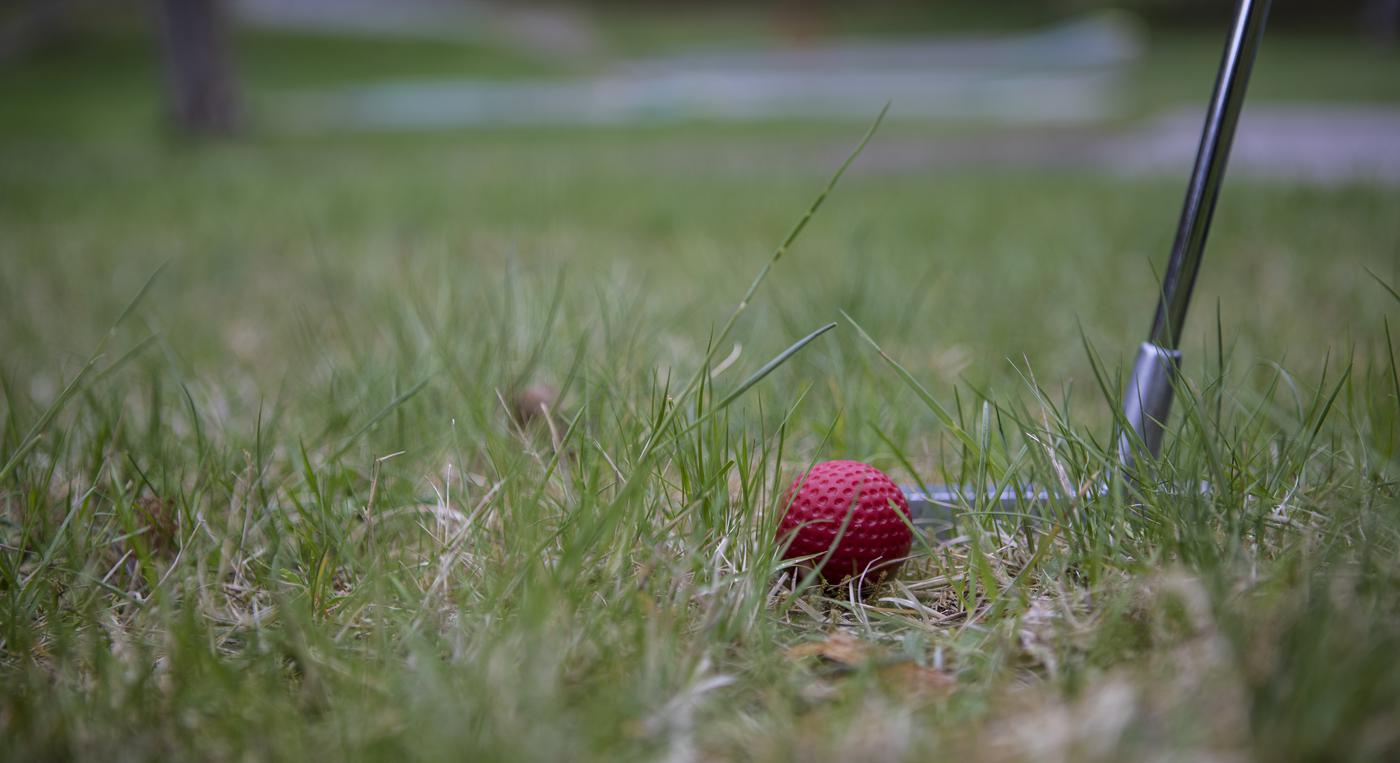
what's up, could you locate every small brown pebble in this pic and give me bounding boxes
[512,383,559,426]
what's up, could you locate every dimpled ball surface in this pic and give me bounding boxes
[777,460,912,584]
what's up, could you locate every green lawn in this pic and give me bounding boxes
[2,20,1399,762]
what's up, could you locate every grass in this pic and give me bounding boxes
[2,17,1400,763]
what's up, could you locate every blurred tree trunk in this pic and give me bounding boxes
[156,0,241,137]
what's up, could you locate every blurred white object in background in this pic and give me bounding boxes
[281,13,1142,128]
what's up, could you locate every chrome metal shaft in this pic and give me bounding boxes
[1148,0,1272,351]
[1121,0,1270,467]
[907,0,1273,521]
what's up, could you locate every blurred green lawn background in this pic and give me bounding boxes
[3,10,1397,392]
[2,6,1400,760]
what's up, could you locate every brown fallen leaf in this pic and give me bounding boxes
[788,631,956,702]
[786,631,874,666]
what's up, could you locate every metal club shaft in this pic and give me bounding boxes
[1119,0,1271,467]
[906,1,1273,529]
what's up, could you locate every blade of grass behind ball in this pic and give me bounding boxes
[634,103,889,465]
[703,322,837,420]
[590,105,889,537]
[841,310,991,469]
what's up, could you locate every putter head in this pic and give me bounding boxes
[901,486,959,538]
[901,484,1053,538]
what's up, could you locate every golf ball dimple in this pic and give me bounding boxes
[777,460,912,585]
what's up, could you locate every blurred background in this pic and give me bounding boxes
[4,0,1398,173]
[2,0,1398,427]
[6,8,1400,761]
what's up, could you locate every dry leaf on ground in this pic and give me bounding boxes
[787,631,955,702]
[785,632,874,666]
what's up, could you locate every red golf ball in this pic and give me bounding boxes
[776,460,912,584]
